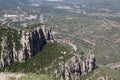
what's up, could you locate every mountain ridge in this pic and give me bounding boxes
[0,23,54,68]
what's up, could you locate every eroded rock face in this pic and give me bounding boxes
[19,26,53,62]
[0,25,54,68]
[0,37,13,68]
[59,54,96,80]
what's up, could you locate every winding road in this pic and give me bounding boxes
[56,39,77,51]
[67,43,77,51]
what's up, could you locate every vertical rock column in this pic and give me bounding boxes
[59,54,96,80]
[88,54,96,71]
[0,37,13,67]
[19,31,26,62]
[13,43,18,62]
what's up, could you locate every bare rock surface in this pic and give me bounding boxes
[59,54,96,80]
[0,25,54,68]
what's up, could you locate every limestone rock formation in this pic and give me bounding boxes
[0,36,13,68]
[0,25,54,68]
[18,26,52,62]
[59,54,96,80]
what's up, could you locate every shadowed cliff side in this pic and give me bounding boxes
[0,24,54,68]
[59,54,96,80]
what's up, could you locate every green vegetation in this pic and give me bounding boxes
[0,27,22,57]
[1,0,120,78]
[46,14,92,56]
[23,23,45,31]
[77,66,120,80]
[19,74,51,80]
[5,66,120,80]
[45,12,120,66]
[2,43,73,75]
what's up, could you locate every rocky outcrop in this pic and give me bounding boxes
[0,25,54,68]
[0,36,13,68]
[59,54,96,80]
[18,26,54,62]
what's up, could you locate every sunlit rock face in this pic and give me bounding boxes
[0,25,54,68]
[18,26,54,62]
[59,54,96,80]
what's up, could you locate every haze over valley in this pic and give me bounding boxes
[0,0,120,80]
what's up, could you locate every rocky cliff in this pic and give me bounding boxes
[0,24,54,68]
[59,54,96,80]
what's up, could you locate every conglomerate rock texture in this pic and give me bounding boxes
[59,54,96,80]
[0,25,54,68]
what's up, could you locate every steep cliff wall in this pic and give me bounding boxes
[59,54,96,80]
[0,24,54,68]
[18,26,54,62]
